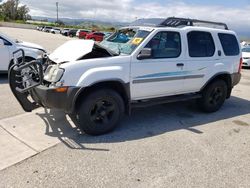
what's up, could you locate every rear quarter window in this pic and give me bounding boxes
[218,33,240,56]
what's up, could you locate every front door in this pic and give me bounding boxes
[0,37,11,71]
[130,31,186,100]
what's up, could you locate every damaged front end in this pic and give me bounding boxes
[9,40,116,113]
[9,49,80,113]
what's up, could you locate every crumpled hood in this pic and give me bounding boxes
[49,40,95,64]
[17,41,45,51]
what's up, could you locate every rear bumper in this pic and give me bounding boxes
[30,86,80,113]
[231,72,241,86]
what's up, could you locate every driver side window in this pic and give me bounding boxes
[145,31,181,58]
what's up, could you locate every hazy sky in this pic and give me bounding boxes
[3,0,250,32]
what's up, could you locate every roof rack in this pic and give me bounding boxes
[159,17,228,30]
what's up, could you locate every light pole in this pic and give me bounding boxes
[56,2,59,23]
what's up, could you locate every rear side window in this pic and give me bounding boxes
[218,33,239,56]
[188,31,215,57]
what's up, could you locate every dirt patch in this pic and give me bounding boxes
[233,120,249,126]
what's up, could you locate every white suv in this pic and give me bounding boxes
[0,33,46,72]
[9,18,242,135]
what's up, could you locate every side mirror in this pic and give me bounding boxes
[137,48,152,60]
[0,39,4,47]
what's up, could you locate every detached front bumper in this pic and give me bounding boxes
[30,86,80,113]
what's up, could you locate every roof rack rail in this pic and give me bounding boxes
[160,17,228,30]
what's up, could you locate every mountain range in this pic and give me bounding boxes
[32,16,249,39]
[32,16,127,28]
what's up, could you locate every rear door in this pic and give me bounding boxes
[183,30,219,92]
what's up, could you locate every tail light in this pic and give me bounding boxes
[238,57,243,73]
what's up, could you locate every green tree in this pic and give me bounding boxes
[17,5,30,20]
[108,27,116,32]
[0,4,3,20]
[55,19,65,26]
[0,0,30,21]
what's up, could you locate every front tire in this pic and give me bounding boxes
[198,80,227,113]
[77,89,124,135]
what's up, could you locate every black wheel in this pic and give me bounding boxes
[77,89,124,135]
[198,80,227,113]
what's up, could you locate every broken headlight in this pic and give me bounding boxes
[43,65,64,83]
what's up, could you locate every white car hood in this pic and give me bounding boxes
[49,40,95,64]
[242,52,250,58]
[17,41,44,51]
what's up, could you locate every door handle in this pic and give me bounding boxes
[176,63,184,67]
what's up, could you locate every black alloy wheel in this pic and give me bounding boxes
[77,89,124,135]
[198,79,227,113]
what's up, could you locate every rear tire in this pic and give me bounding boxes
[198,80,227,113]
[77,89,124,135]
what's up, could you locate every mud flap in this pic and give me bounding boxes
[8,49,43,112]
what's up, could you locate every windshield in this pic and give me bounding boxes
[242,48,250,53]
[100,28,152,55]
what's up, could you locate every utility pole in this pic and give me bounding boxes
[56,2,59,23]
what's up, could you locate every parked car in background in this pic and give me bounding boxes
[241,41,250,48]
[242,47,250,67]
[0,33,46,72]
[37,26,44,31]
[36,26,42,30]
[85,32,105,41]
[76,29,90,39]
[61,28,70,36]
[42,26,53,32]
[50,28,61,34]
[104,32,113,39]
[68,29,78,37]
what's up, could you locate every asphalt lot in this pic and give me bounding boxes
[0,27,250,187]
